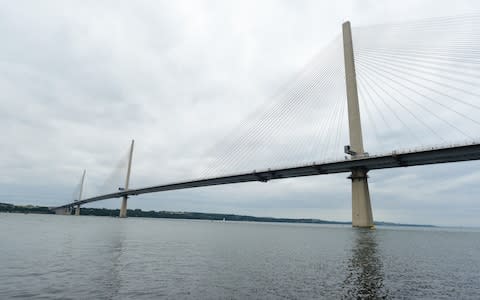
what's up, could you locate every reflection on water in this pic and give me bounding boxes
[342,229,389,299]
[103,227,125,299]
[2,215,480,298]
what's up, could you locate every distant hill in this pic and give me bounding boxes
[0,202,434,227]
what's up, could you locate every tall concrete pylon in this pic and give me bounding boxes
[75,169,86,216]
[342,21,374,228]
[119,140,134,218]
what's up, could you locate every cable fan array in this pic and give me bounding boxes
[92,148,131,197]
[199,15,480,179]
[354,15,480,153]
[201,37,349,178]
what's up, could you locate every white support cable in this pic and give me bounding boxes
[357,60,474,140]
[201,41,340,177]
[357,86,382,150]
[358,63,446,142]
[356,59,480,127]
[356,62,422,144]
[202,40,345,177]
[357,53,480,104]
[357,51,480,88]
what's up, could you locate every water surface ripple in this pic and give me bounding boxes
[1,214,479,299]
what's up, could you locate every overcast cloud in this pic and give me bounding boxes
[1,0,480,227]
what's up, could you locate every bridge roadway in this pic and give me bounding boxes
[54,142,480,210]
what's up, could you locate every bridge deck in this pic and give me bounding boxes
[54,143,480,209]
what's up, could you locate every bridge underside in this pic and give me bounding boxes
[54,143,480,211]
[54,207,72,215]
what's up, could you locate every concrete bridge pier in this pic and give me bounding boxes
[343,21,374,228]
[55,207,72,215]
[58,207,71,215]
[75,205,80,216]
[120,196,128,218]
[349,168,373,227]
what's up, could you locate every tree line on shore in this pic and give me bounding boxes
[0,202,346,224]
[0,202,432,227]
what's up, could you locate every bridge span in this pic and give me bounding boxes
[54,142,480,211]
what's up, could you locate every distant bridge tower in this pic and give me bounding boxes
[74,169,86,216]
[119,139,134,218]
[342,21,374,228]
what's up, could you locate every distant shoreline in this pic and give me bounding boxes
[0,202,435,227]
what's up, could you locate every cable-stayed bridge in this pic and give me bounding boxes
[54,16,480,227]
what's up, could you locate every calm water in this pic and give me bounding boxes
[1,214,479,299]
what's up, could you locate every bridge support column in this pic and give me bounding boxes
[119,140,134,218]
[349,169,373,227]
[75,204,80,216]
[343,21,374,228]
[120,196,128,218]
[55,208,70,215]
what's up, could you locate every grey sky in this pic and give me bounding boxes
[1,0,480,226]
